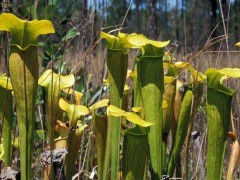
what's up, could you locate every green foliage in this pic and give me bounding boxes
[38,69,75,150]
[205,68,240,179]
[122,127,149,180]
[0,13,54,180]
[103,48,128,180]
[0,74,13,167]
[1,5,240,179]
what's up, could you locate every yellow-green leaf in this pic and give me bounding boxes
[100,31,128,50]
[75,121,87,136]
[124,112,153,127]
[107,105,153,127]
[89,99,109,111]
[124,84,130,92]
[59,74,75,89]
[75,105,90,116]
[38,69,57,87]
[125,33,169,56]
[164,76,174,84]
[235,42,240,47]
[217,68,240,78]
[127,70,134,79]
[0,144,4,159]
[62,88,83,97]
[13,138,19,149]
[0,74,12,90]
[59,98,70,112]
[174,62,205,82]
[0,13,55,50]
[36,130,45,140]
[132,106,141,113]
[55,120,70,138]
[107,105,125,117]
[59,98,89,127]
[100,31,118,41]
[205,68,240,95]
[163,52,174,62]
[162,100,168,109]
[103,78,109,85]
[100,31,169,53]
[38,69,75,89]
[62,88,84,105]
[54,137,67,149]
[126,33,170,49]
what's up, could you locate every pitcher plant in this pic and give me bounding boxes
[0,13,55,179]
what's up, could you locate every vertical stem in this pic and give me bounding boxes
[47,80,62,150]
[0,88,13,167]
[46,82,60,179]
[92,113,107,180]
[122,127,149,179]
[64,125,85,179]
[138,56,164,180]
[206,88,232,179]
[103,49,128,180]
[9,46,38,180]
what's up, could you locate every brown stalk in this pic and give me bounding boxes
[226,130,240,180]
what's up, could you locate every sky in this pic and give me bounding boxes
[168,0,177,9]
[88,0,178,11]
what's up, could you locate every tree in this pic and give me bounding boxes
[174,0,180,41]
[148,0,158,39]
[135,0,141,33]
[81,0,88,51]
[190,0,197,49]
[211,0,218,38]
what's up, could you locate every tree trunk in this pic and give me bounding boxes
[163,0,168,39]
[174,0,180,41]
[148,0,158,39]
[234,0,239,40]
[81,0,88,51]
[221,0,228,17]
[135,0,141,33]
[211,0,217,38]
[191,0,197,50]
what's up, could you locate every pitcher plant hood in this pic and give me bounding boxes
[0,13,55,50]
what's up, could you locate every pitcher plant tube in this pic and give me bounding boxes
[0,74,13,167]
[0,13,55,179]
[162,61,177,171]
[38,69,75,150]
[100,31,130,180]
[59,98,89,179]
[127,34,169,179]
[167,62,204,176]
[106,105,154,179]
[89,98,109,180]
[205,68,240,179]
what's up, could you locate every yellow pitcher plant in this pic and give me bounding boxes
[0,13,55,179]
